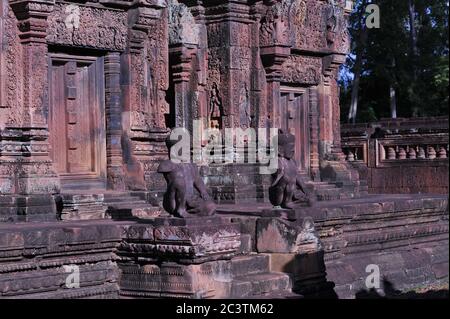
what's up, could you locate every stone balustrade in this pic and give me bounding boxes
[341,117,449,194]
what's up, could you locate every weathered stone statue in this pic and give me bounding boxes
[269,130,315,209]
[158,135,216,218]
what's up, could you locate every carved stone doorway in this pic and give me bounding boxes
[48,53,106,191]
[280,87,310,174]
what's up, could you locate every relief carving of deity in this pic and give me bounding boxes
[209,82,223,128]
[239,83,251,129]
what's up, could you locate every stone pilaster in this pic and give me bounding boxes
[204,0,254,130]
[105,52,125,190]
[123,2,168,191]
[169,43,197,130]
[6,0,59,195]
[320,53,346,161]
[260,45,290,130]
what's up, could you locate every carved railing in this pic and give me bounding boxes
[378,140,448,161]
[342,137,367,163]
[341,117,449,167]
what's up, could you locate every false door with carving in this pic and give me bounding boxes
[49,54,106,190]
[280,89,310,174]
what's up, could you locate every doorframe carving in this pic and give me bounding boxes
[280,85,311,175]
[48,52,107,190]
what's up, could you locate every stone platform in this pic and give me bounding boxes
[217,194,449,298]
[117,216,298,298]
[0,220,124,298]
[0,194,447,299]
[0,216,300,299]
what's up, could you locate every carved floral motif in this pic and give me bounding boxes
[281,55,321,85]
[1,8,24,125]
[46,3,128,50]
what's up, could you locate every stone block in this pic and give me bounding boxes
[239,234,252,254]
[267,253,296,273]
[120,260,233,299]
[431,262,449,279]
[117,217,241,263]
[256,217,321,253]
[231,254,269,277]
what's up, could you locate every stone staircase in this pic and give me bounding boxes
[230,254,294,298]
[203,163,269,204]
[103,192,162,220]
[204,161,369,204]
[300,161,369,201]
[57,191,162,220]
[305,180,368,201]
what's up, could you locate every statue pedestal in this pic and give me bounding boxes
[118,216,242,298]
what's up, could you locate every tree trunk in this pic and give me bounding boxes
[408,0,420,117]
[347,0,368,123]
[389,85,397,119]
[348,59,361,124]
[408,0,419,58]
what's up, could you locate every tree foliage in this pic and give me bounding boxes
[340,0,449,122]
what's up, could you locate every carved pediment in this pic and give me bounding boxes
[46,2,128,50]
[168,0,199,46]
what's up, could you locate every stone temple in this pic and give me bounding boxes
[0,0,448,298]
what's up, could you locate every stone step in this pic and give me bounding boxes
[314,185,339,191]
[105,201,162,219]
[244,290,303,299]
[338,192,356,200]
[231,254,270,277]
[231,272,291,298]
[316,191,341,201]
[102,192,136,199]
[104,198,148,205]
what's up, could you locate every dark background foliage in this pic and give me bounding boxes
[340,0,449,123]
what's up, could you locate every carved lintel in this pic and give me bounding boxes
[101,0,167,9]
[280,55,321,85]
[46,2,128,51]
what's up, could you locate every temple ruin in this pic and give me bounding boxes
[0,0,448,299]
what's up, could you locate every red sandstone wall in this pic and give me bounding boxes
[367,163,449,194]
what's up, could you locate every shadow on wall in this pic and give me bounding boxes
[355,278,449,299]
[282,250,339,299]
[280,250,448,299]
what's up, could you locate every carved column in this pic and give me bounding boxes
[0,1,6,110]
[123,2,168,191]
[105,52,125,190]
[258,0,291,131]
[204,0,254,131]
[185,1,209,125]
[169,44,197,130]
[319,0,352,161]
[167,0,202,133]
[309,87,321,181]
[320,54,346,161]
[260,45,290,130]
[7,0,59,194]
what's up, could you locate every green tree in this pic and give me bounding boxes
[340,0,449,122]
